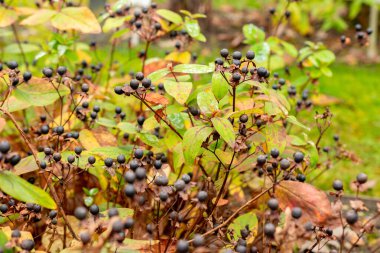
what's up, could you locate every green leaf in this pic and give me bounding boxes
[51,7,101,34]
[280,40,298,58]
[89,188,99,196]
[14,152,44,175]
[307,141,319,168]
[193,33,206,42]
[4,43,40,54]
[197,91,219,115]
[251,42,270,62]
[228,212,258,240]
[84,196,93,207]
[313,50,335,65]
[243,24,265,44]
[96,118,117,128]
[147,68,170,83]
[138,133,160,147]
[156,9,183,24]
[183,126,213,164]
[173,64,214,74]
[265,123,287,153]
[164,80,192,104]
[211,118,235,148]
[320,66,333,77]
[117,122,138,134]
[212,72,229,100]
[185,19,200,38]
[90,146,133,159]
[286,115,310,131]
[13,80,70,108]
[103,16,128,33]
[0,171,56,209]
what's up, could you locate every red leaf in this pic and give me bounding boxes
[145,93,169,106]
[275,181,333,226]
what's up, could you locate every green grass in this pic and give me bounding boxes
[306,64,380,196]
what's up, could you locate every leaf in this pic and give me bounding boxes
[164,80,192,104]
[144,93,169,106]
[156,9,183,24]
[96,117,117,128]
[173,64,214,74]
[138,133,160,147]
[51,7,101,34]
[313,50,335,65]
[103,17,127,33]
[100,208,134,219]
[0,171,56,209]
[4,43,40,54]
[117,122,138,134]
[185,19,201,38]
[197,91,219,115]
[12,79,70,107]
[243,24,265,44]
[0,7,17,27]
[79,129,101,151]
[275,181,333,226]
[212,72,229,100]
[286,115,310,131]
[147,68,170,82]
[165,51,191,64]
[211,118,235,148]
[0,118,5,132]
[307,141,319,168]
[183,126,213,164]
[251,42,270,62]
[21,9,57,26]
[264,123,287,153]
[14,152,45,175]
[89,146,132,159]
[280,40,298,58]
[228,212,258,240]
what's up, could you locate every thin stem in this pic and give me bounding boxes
[11,24,29,70]
[142,40,151,75]
[105,39,117,93]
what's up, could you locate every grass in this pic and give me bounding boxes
[306,64,380,196]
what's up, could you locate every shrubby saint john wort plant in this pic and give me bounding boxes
[0,0,378,252]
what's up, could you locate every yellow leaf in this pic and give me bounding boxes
[165,51,191,64]
[20,9,57,26]
[79,129,100,151]
[0,7,17,27]
[51,7,101,34]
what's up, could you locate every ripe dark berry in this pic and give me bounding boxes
[257,155,267,166]
[232,73,241,82]
[53,153,61,162]
[74,206,87,220]
[108,208,119,217]
[124,171,136,184]
[293,151,304,163]
[285,10,291,18]
[215,58,223,65]
[90,111,97,120]
[57,66,67,76]
[40,160,47,169]
[181,174,191,184]
[197,191,208,202]
[239,114,248,123]
[80,231,91,244]
[88,156,96,164]
[345,210,358,225]
[67,155,75,164]
[291,207,302,219]
[257,67,268,78]
[23,71,32,82]
[264,223,275,237]
[135,167,146,180]
[74,146,82,155]
[232,51,242,60]
[174,179,186,191]
[155,176,168,186]
[134,149,143,159]
[42,67,53,78]
[49,210,58,219]
[142,78,151,88]
[0,204,8,213]
[137,116,145,126]
[176,240,189,253]
[81,83,89,93]
[33,204,41,213]
[356,173,367,184]
[153,160,162,169]
[355,23,362,32]
[193,234,204,247]
[124,184,136,197]
[117,154,125,164]
[112,219,124,233]
[333,180,343,191]
[11,229,21,238]
[269,7,276,15]
[367,28,373,35]
[251,246,258,253]
[7,61,18,70]
[21,239,35,251]
[124,218,134,229]
[130,79,139,90]
[56,125,64,135]
[220,48,229,58]
[93,105,100,113]
[129,160,139,171]
[189,107,200,116]
[40,125,50,134]
[333,134,339,141]
[115,107,122,114]
[154,22,161,30]
[296,173,306,182]
[267,198,279,211]
[280,158,290,170]
[104,158,113,167]
[0,141,10,154]
[325,228,333,236]
[246,50,255,60]
[270,148,280,158]
[159,191,169,202]
[114,86,123,95]
[233,59,241,66]
[135,72,144,81]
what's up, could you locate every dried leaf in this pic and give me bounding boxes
[144,93,169,106]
